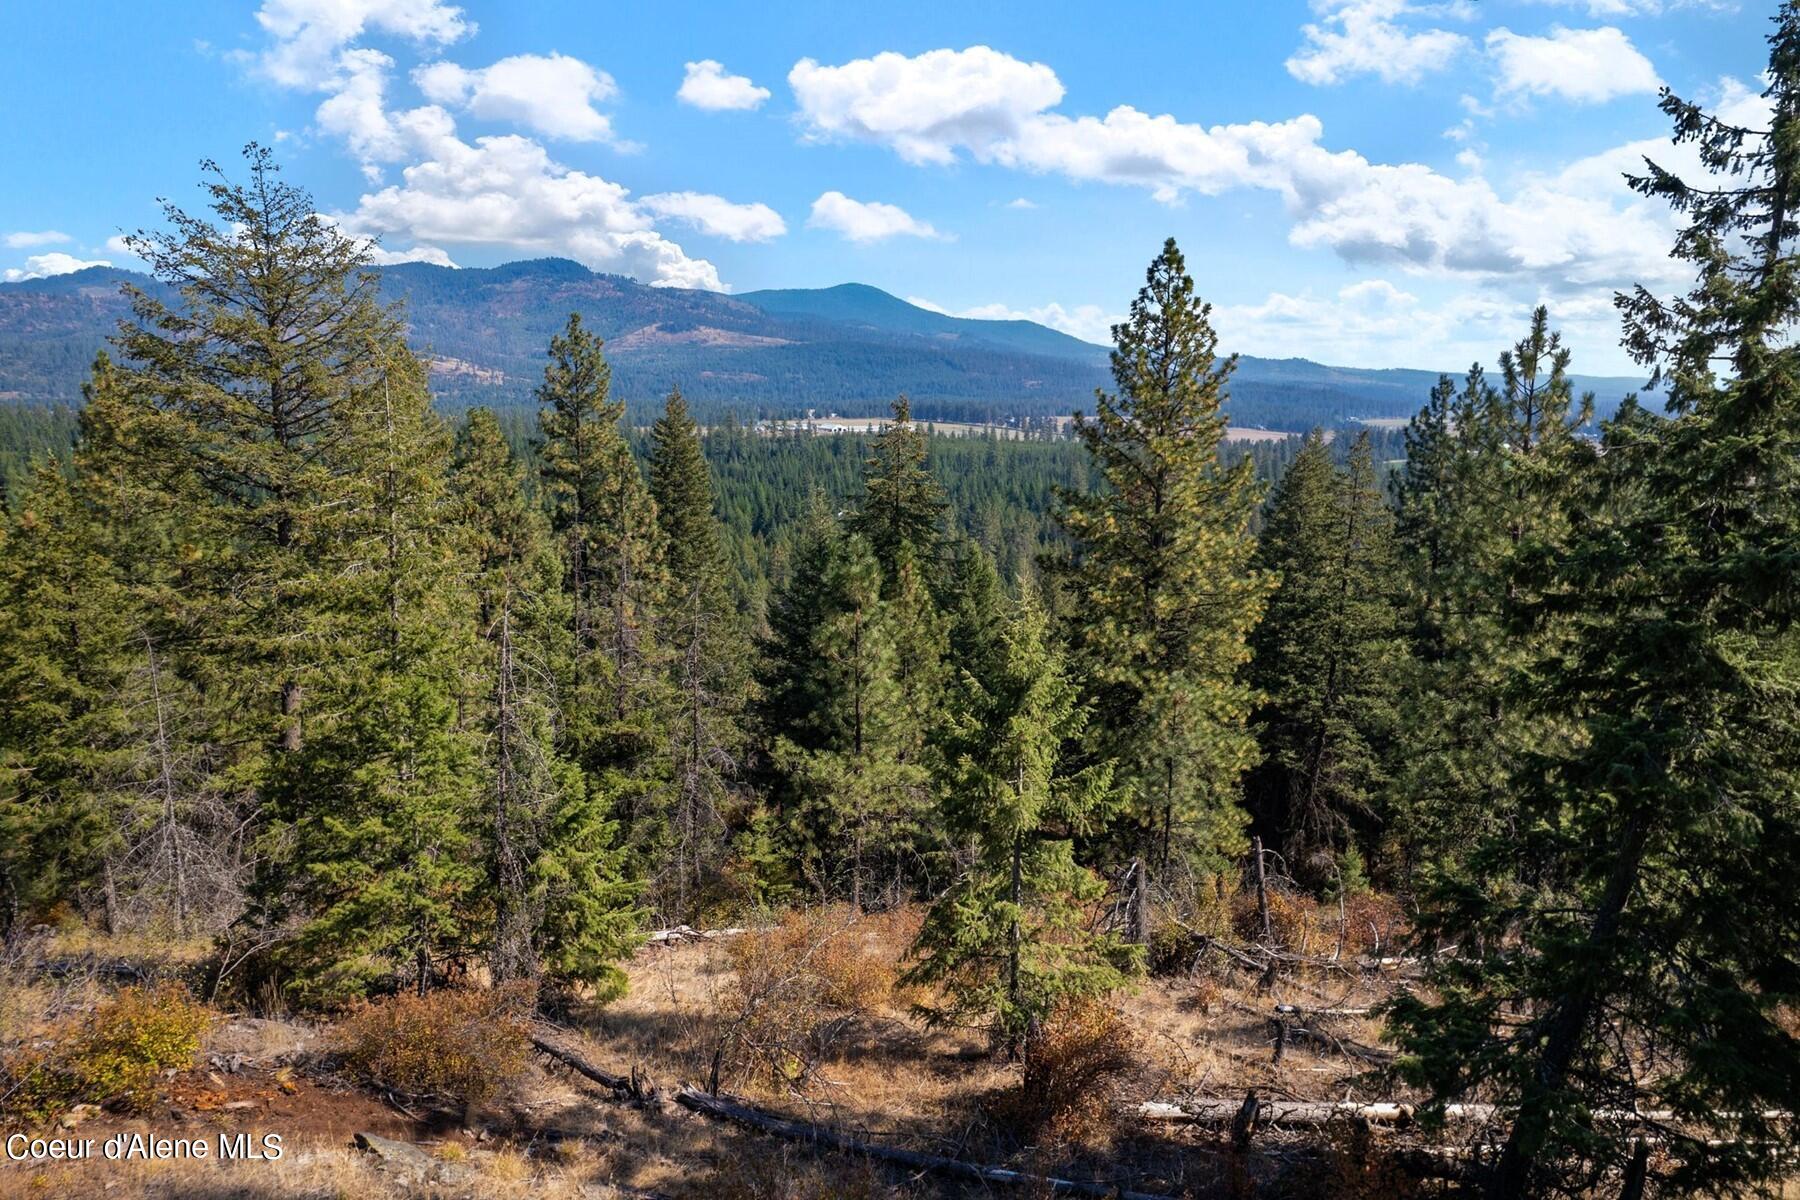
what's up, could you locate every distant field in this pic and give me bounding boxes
[760,416,1304,443]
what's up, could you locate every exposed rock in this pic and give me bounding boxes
[352,1131,472,1184]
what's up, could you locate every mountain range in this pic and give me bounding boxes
[0,258,1652,430]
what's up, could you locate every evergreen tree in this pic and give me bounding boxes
[1391,16,1800,1194]
[756,491,845,755]
[451,408,572,984]
[270,352,482,1003]
[1053,238,1272,923]
[906,581,1135,1044]
[113,144,401,763]
[849,395,948,583]
[771,534,926,907]
[537,313,670,835]
[88,149,480,988]
[540,314,676,780]
[1390,320,1595,886]
[1246,432,1403,887]
[944,540,1010,705]
[647,388,750,921]
[454,406,641,995]
[0,462,133,934]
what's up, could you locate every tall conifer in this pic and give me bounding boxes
[647,388,749,920]
[1053,239,1272,920]
[1392,16,1800,1192]
[1247,432,1402,886]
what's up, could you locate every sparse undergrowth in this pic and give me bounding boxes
[991,997,1140,1150]
[0,983,212,1123]
[711,906,916,1092]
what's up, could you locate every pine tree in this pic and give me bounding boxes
[270,352,483,1003]
[1246,432,1403,887]
[1053,238,1272,922]
[538,314,670,784]
[1389,322,1595,887]
[756,491,845,754]
[113,144,402,763]
[770,533,926,907]
[0,462,134,935]
[849,395,948,582]
[944,540,1010,705]
[451,408,568,983]
[647,388,749,921]
[1391,15,1800,1193]
[906,581,1136,1043]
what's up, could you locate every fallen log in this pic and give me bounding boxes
[1140,1100,1494,1126]
[1273,1003,1372,1019]
[675,1087,1175,1200]
[530,1030,635,1095]
[645,925,748,944]
[1139,1101,1792,1128]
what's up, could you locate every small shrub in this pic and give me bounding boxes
[994,997,1139,1148]
[1,984,212,1123]
[331,984,532,1106]
[715,907,898,1092]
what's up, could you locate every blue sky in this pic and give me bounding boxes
[0,0,1771,373]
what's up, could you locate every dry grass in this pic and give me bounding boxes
[0,902,1444,1199]
[0,1141,619,1200]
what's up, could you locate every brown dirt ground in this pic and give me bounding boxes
[1,915,1449,1200]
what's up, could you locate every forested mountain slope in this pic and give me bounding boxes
[0,259,1650,427]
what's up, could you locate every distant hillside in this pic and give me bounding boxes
[739,283,1108,364]
[0,259,1652,428]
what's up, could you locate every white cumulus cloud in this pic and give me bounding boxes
[807,192,944,243]
[787,45,1748,293]
[336,110,724,290]
[677,60,770,111]
[2,252,112,282]
[1214,279,1632,371]
[249,0,472,89]
[414,52,622,143]
[1286,0,1473,87]
[639,192,786,242]
[1487,26,1661,104]
[364,242,457,266]
[316,48,412,169]
[790,46,1064,166]
[4,230,72,248]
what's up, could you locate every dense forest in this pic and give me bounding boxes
[2,15,1798,1199]
[0,394,1383,614]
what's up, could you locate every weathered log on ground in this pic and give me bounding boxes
[675,1087,1176,1200]
[1140,1099,1497,1126]
[644,925,749,944]
[1140,1100,1792,1128]
[1272,1003,1372,1019]
[529,1029,651,1101]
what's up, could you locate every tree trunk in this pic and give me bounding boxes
[279,679,302,752]
[1487,811,1650,1200]
[1253,836,1273,942]
[1007,829,1023,1017]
